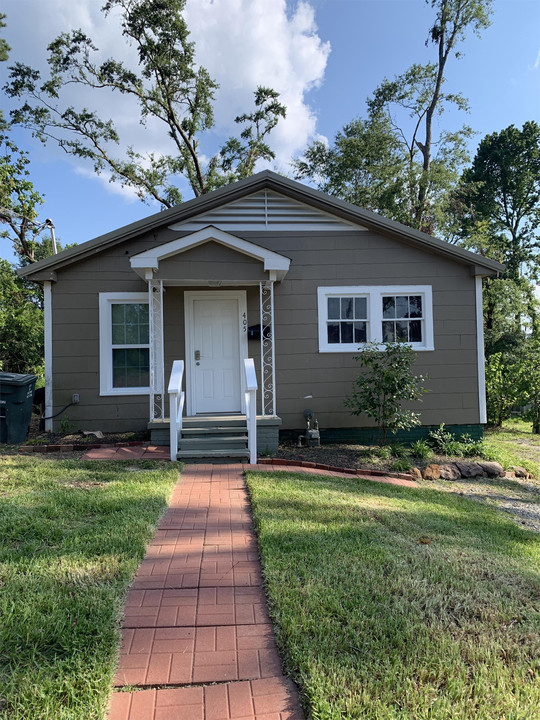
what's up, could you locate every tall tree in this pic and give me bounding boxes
[297,0,492,234]
[5,0,286,208]
[454,121,540,281]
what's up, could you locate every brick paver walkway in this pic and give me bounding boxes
[108,464,305,720]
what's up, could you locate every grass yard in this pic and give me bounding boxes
[484,419,540,479]
[0,455,179,720]
[246,470,540,720]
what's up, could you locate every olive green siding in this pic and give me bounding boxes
[50,226,482,434]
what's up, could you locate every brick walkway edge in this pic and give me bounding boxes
[108,464,305,720]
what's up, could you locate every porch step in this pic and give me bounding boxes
[181,426,247,435]
[177,416,249,461]
[180,435,248,451]
[178,449,250,459]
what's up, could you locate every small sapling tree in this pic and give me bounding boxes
[345,341,427,445]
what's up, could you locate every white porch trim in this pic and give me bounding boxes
[475,276,487,424]
[130,225,290,281]
[43,281,53,432]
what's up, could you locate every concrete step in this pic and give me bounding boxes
[178,449,251,459]
[180,437,248,451]
[181,426,248,436]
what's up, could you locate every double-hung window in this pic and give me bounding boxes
[99,293,150,395]
[318,285,433,352]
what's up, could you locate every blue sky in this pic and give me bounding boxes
[1,0,539,263]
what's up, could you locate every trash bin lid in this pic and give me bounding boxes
[0,372,38,386]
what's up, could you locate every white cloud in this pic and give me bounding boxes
[534,48,540,69]
[3,0,330,192]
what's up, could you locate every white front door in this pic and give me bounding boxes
[185,291,247,415]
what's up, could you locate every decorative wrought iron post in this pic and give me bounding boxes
[149,279,164,422]
[260,280,276,417]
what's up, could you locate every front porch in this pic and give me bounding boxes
[129,225,290,462]
[148,414,282,458]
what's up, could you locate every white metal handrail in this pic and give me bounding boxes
[244,358,258,464]
[168,360,185,462]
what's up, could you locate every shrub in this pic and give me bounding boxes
[392,458,412,472]
[345,341,427,445]
[410,439,433,460]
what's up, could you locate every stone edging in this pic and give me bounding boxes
[18,441,146,453]
[257,457,414,481]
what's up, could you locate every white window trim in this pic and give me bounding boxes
[99,292,150,396]
[318,285,434,353]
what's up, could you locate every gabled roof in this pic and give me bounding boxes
[130,225,290,281]
[18,170,505,279]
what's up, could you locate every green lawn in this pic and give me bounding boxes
[484,419,540,479]
[0,455,179,720]
[246,470,540,720]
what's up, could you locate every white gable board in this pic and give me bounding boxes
[169,190,364,232]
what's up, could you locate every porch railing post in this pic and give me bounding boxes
[260,280,276,417]
[149,279,164,422]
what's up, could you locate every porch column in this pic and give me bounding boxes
[260,280,276,417]
[148,279,165,422]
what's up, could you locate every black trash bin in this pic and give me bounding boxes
[0,373,38,444]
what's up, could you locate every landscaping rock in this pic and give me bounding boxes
[510,466,529,478]
[439,463,461,481]
[423,464,441,480]
[411,467,423,480]
[454,461,486,478]
[479,461,505,477]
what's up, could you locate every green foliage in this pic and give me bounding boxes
[485,352,526,428]
[410,439,434,460]
[0,135,45,264]
[5,0,285,207]
[428,423,485,457]
[0,259,44,376]
[521,335,540,434]
[455,121,540,281]
[391,458,413,472]
[296,0,492,235]
[345,342,427,445]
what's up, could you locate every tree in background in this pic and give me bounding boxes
[345,342,427,445]
[0,260,44,375]
[454,121,540,281]
[296,0,492,235]
[5,0,286,208]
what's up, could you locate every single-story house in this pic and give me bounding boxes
[19,171,504,460]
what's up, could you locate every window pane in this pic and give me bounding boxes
[113,347,149,388]
[395,295,409,319]
[395,321,408,341]
[341,297,353,319]
[111,304,125,324]
[341,322,353,343]
[112,303,149,346]
[409,320,422,342]
[328,298,340,319]
[328,323,340,344]
[112,323,126,344]
[354,322,367,343]
[125,323,140,344]
[409,296,423,318]
[382,321,394,342]
[354,297,367,319]
[382,296,395,318]
[139,323,149,344]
